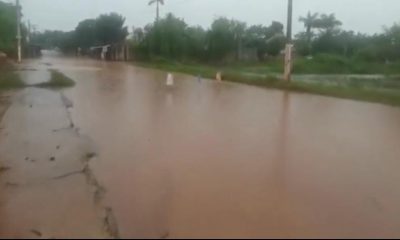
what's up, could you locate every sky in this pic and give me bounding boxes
[11,0,400,34]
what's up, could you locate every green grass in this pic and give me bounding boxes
[136,54,400,77]
[0,63,25,89]
[292,55,400,75]
[36,70,75,88]
[134,60,400,107]
[1,63,75,90]
[215,54,400,75]
[280,82,400,106]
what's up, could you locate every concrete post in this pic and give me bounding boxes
[16,0,21,63]
[284,44,293,82]
[284,0,293,82]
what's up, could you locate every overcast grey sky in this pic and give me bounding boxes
[15,0,400,34]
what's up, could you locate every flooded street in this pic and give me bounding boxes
[2,55,400,238]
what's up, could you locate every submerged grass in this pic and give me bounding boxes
[1,62,75,90]
[35,70,75,88]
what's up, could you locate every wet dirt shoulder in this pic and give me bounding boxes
[0,87,118,238]
[0,91,12,122]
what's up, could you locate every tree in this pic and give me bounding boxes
[95,13,128,45]
[359,23,400,62]
[132,27,145,43]
[314,13,342,34]
[185,26,207,60]
[31,30,76,53]
[244,21,284,60]
[294,32,310,56]
[58,31,77,53]
[384,23,400,60]
[232,20,247,60]
[207,18,236,61]
[137,13,188,59]
[148,0,164,23]
[156,13,187,58]
[32,12,129,54]
[299,12,319,53]
[0,1,17,55]
[245,25,268,60]
[75,19,97,49]
[310,13,343,54]
[31,30,67,49]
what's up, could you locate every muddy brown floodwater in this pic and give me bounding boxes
[4,54,400,238]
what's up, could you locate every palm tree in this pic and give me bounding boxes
[299,11,319,47]
[148,0,164,23]
[314,13,342,34]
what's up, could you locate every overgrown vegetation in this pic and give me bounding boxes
[129,11,400,67]
[0,1,30,57]
[131,14,286,62]
[0,63,25,89]
[31,13,128,54]
[36,70,75,88]
[30,3,400,73]
[0,1,17,56]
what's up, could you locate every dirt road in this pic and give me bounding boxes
[1,54,400,238]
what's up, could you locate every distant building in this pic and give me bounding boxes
[89,41,131,61]
[24,44,42,58]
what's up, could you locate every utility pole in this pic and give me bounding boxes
[27,20,31,44]
[286,0,293,42]
[284,0,293,82]
[156,0,159,22]
[16,0,22,63]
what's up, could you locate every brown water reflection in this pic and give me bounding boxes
[47,56,400,238]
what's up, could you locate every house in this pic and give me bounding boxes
[89,41,131,61]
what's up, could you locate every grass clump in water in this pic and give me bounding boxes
[36,70,75,88]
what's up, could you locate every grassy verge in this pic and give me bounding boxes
[134,60,400,107]
[231,54,400,75]
[1,63,75,90]
[0,63,25,89]
[35,70,75,88]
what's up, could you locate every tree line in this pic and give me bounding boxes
[31,13,128,54]
[0,1,16,56]
[2,0,399,64]
[34,10,400,64]
[296,12,400,62]
[0,1,26,57]
[133,13,286,62]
